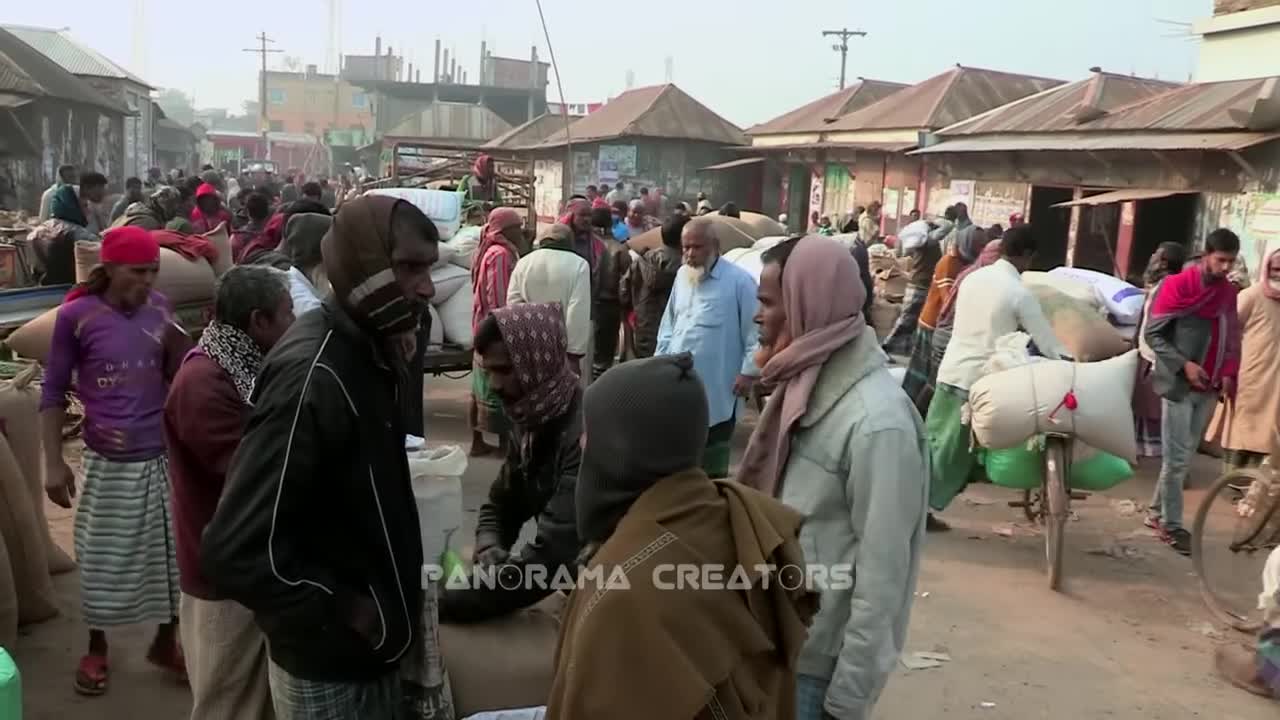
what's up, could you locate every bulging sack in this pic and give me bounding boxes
[1023,271,1103,310]
[431,264,471,307]
[1029,285,1131,361]
[5,306,59,363]
[968,350,1139,463]
[982,441,1134,491]
[0,433,59,625]
[723,247,764,283]
[447,226,482,269]
[437,281,474,349]
[1050,266,1144,324]
[75,242,216,306]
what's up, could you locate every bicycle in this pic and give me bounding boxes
[1007,433,1086,591]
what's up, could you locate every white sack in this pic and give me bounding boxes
[752,236,788,251]
[447,226,482,269]
[724,247,765,283]
[1049,266,1145,324]
[438,279,474,349]
[428,305,444,347]
[968,350,1139,463]
[1022,271,1104,312]
[431,264,471,306]
[463,709,546,720]
[897,220,931,253]
[407,446,465,566]
[366,188,463,240]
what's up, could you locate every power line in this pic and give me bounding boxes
[243,32,284,156]
[534,0,574,194]
[822,27,867,89]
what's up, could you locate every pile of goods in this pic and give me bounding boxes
[865,243,909,340]
[628,215,761,254]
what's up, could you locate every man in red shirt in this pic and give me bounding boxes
[165,265,295,720]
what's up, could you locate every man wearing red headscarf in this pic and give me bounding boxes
[461,153,502,210]
[189,183,233,234]
[469,207,524,456]
[42,226,192,695]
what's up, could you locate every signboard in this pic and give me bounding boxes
[597,144,637,184]
[949,179,975,208]
[808,167,824,228]
[571,151,595,195]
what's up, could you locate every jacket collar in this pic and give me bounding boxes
[324,298,394,371]
[797,327,888,427]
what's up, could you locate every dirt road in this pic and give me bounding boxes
[13,376,1276,719]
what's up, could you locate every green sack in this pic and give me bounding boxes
[982,446,1043,490]
[1069,451,1134,491]
[0,647,20,720]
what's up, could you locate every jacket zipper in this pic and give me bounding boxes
[365,464,413,662]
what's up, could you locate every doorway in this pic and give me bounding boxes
[1028,186,1073,270]
[1130,193,1197,284]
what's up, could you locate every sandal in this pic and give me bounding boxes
[74,654,109,696]
[147,641,189,685]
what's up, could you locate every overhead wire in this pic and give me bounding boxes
[534,0,574,199]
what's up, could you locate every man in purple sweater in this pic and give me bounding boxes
[166,265,295,720]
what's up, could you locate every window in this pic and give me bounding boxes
[268,88,287,105]
[304,121,316,134]
[352,92,367,109]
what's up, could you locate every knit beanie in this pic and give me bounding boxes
[576,352,710,544]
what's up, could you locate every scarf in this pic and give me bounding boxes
[739,235,867,497]
[937,239,1002,328]
[491,303,578,426]
[198,321,263,403]
[558,197,589,226]
[1263,249,1280,302]
[472,153,495,184]
[1151,261,1241,382]
[321,194,423,336]
[471,206,522,286]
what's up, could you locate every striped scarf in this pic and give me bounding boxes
[321,195,423,336]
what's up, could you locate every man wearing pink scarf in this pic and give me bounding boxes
[739,234,928,720]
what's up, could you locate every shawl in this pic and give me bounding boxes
[1150,261,1241,382]
[198,321,263,403]
[739,235,866,497]
[471,206,522,286]
[491,303,579,426]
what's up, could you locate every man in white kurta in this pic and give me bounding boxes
[507,223,592,376]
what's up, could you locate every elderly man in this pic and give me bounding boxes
[657,216,760,478]
[547,353,817,719]
[440,304,583,622]
[203,195,438,719]
[507,224,592,375]
[167,265,295,720]
[739,235,927,720]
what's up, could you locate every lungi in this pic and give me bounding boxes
[900,326,936,414]
[926,383,980,512]
[75,449,179,627]
[703,414,736,480]
[181,594,273,720]
[882,283,928,356]
[269,661,402,720]
[469,360,510,436]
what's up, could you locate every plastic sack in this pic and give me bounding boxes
[897,220,931,253]
[981,332,1038,376]
[968,350,1139,463]
[1023,271,1104,311]
[1050,266,1144,324]
[366,188,463,240]
[724,247,765,283]
[463,709,546,720]
[407,446,466,569]
[431,264,471,306]
[0,648,18,720]
[437,281,474,349]
[983,442,1133,491]
[448,226,483,269]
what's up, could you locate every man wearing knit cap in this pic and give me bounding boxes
[548,352,818,719]
[739,235,928,720]
[440,303,584,623]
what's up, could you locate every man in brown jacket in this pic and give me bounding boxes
[627,215,687,358]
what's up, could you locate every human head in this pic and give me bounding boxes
[195,183,222,215]
[476,303,577,425]
[1146,241,1187,285]
[986,223,1004,240]
[611,200,628,221]
[284,212,333,274]
[57,164,79,185]
[868,201,882,218]
[149,186,183,221]
[696,191,707,202]
[953,202,969,222]
[639,187,649,198]
[79,172,108,204]
[627,199,646,225]
[681,217,721,273]
[999,224,1037,272]
[568,199,592,233]
[245,191,271,222]
[1267,249,1280,290]
[818,215,831,228]
[147,167,162,183]
[943,205,958,222]
[301,181,323,201]
[99,226,161,309]
[321,195,439,342]
[576,353,709,545]
[473,153,495,181]
[673,202,690,217]
[591,206,613,232]
[1009,212,1024,227]
[615,182,625,192]
[755,234,865,366]
[213,264,295,352]
[124,176,143,199]
[839,212,859,234]
[909,208,921,222]
[1202,228,1240,282]
[201,169,222,189]
[586,185,598,200]
[661,214,689,249]
[718,201,740,218]
[178,178,200,216]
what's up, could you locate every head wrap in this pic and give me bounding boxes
[558,197,590,226]
[284,212,333,270]
[491,303,579,426]
[472,153,495,182]
[1262,248,1280,302]
[953,224,984,264]
[321,195,425,336]
[576,353,709,543]
[64,226,161,302]
[739,235,868,497]
[149,186,182,221]
[472,207,523,286]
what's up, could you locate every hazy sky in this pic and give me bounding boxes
[7,0,1210,127]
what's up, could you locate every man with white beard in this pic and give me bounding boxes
[656,217,760,478]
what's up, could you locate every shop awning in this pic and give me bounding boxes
[1052,188,1194,207]
[910,131,1280,154]
[698,157,766,171]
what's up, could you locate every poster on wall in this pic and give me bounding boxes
[808,167,824,228]
[902,189,917,217]
[597,145,637,185]
[949,179,975,207]
[971,182,1028,228]
[571,151,595,195]
[1217,192,1280,272]
[534,158,565,223]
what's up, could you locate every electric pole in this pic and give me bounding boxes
[243,32,283,161]
[822,27,867,89]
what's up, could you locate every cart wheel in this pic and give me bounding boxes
[1043,437,1069,592]
[1192,467,1271,633]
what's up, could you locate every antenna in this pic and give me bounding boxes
[625,69,635,89]
[664,56,673,83]
[821,27,867,89]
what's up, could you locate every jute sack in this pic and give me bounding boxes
[0,529,17,648]
[968,350,1139,463]
[1028,285,1131,361]
[0,365,76,574]
[627,216,758,253]
[713,211,786,238]
[871,297,901,341]
[1023,271,1103,311]
[5,306,59,363]
[74,241,216,306]
[203,223,233,276]
[440,592,565,717]
[0,432,59,624]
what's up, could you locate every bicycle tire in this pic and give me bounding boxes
[1191,467,1270,633]
[1044,437,1069,591]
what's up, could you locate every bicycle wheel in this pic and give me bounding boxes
[1192,467,1272,633]
[1043,437,1069,591]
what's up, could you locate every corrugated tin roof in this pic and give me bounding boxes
[733,140,919,152]
[909,131,1280,153]
[745,79,909,135]
[939,73,1182,135]
[825,65,1064,132]
[484,113,568,149]
[536,84,747,148]
[1053,189,1193,206]
[3,25,152,88]
[1080,76,1280,131]
[0,47,41,97]
[0,27,128,113]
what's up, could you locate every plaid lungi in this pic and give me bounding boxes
[75,449,179,627]
[882,283,928,356]
[901,326,936,414]
[703,415,737,480]
[794,673,832,720]
[269,661,402,719]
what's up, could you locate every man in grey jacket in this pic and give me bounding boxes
[739,235,929,720]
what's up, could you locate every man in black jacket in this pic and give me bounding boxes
[202,195,439,719]
[440,303,584,623]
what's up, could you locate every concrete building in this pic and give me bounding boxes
[1194,0,1280,82]
[262,65,377,144]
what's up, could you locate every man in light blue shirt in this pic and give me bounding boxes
[657,217,760,478]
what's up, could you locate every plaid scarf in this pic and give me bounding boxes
[198,321,263,403]
[321,195,422,336]
[492,303,578,426]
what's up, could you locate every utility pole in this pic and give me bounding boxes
[243,32,283,161]
[822,27,867,89]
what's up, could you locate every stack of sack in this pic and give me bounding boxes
[429,261,474,350]
[367,188,464,241]
[0,365,77,647]
[722,236,789,284]
[1022,271,1131,362]
[5,225,232,363]
[865,243,908,340]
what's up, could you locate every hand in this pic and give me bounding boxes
[45,460,76,509]
[1183,361,1210,391]
[732,374,756,398]
[1221,376,1236,401]
[345,592,381,645]
[473,545,510,568]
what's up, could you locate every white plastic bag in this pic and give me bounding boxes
[897,220,931,253]
[366,188,463,240]
[1049,266,1145,324]
[447,226,483,269]
[407,446,466,568]
[463,709,547,720]
[431,264,471,306]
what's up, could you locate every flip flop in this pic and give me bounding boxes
[147,642,189,685]
[73,654,108,696]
